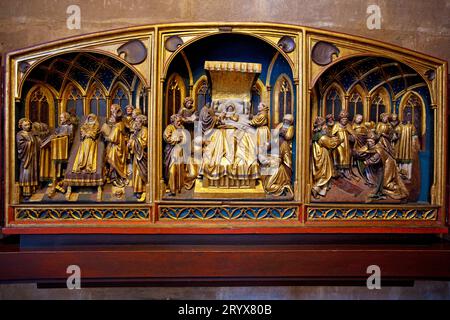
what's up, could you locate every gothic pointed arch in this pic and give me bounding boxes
[165,72,187,124]
[25,84,56,128]
[322,82,345,120]
[61,82,84,118]
[369,86,390,122]
[87,82,108,117]
[273,74,294,126]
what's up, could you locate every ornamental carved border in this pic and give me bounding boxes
[159,206,298,221]
[307,207,438,221]
[15,208,150,220]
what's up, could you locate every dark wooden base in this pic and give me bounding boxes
[1,234,450,285]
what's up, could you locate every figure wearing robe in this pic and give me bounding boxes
[104,105,128,186]
[311,120,340,198]
[357,133,409,201]
[395,122,417,163]
[249,103,270,153]
[352,119,368,151]
[202,106,236,180]
[128,115,148,197]
[163,115,196,194]
[124,105,135,132]
[375,113,394,156]
[351,115,373,184]
[45,112,74,196]
[72,114,100,174]
[331,114,352,175]
[199,103,218,135]
[262,115,295,196]
[16,118,39,198]
[395,121,419,179]
[178,96,197,137]
[32,122,53,182]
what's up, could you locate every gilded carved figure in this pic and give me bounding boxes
[72,114,100,174]
[311,116,340,198]
[163,114,196,195]
[103,104,128,187]
[128,114,148,201]
[16,118,39,199]
[354,131,409,201]
[312,109,418,202]
[394,112,420,180]
[250,102,271,154]
[178,97,197,125]
[46,111,74,197]
[31,122,52,182]
[375,112,394,155]
[330,110,353,179]
[262,114,295,196]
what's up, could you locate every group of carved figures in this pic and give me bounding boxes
[311,111,420,201]
[16,104,148,201]
[163,97,295,197]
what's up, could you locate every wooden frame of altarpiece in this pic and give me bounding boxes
[1,22,448,235]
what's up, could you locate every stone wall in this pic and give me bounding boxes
[0,0,449,62]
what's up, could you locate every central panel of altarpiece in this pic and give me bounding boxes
[2,23,448,235]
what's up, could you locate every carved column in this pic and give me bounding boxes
[365,95,371,121]
[344,94,350,112]
[82,96,88,116]
[106,96,111,118]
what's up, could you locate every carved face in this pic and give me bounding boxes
[226,105,234,113]
[326,116,334,125]
[367,138,376,148]
[22,120,31,131]
[132,109,141,119]
[126,106,134,115]
[134,118,143,130]
[185,99,193,109]
[381,114,389,123]
[354,114,363,124]
[60,113,68,125]
[340,116,348,125]
[173,116,183,128]
[87,114,97,124]
[391,114,398,122]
